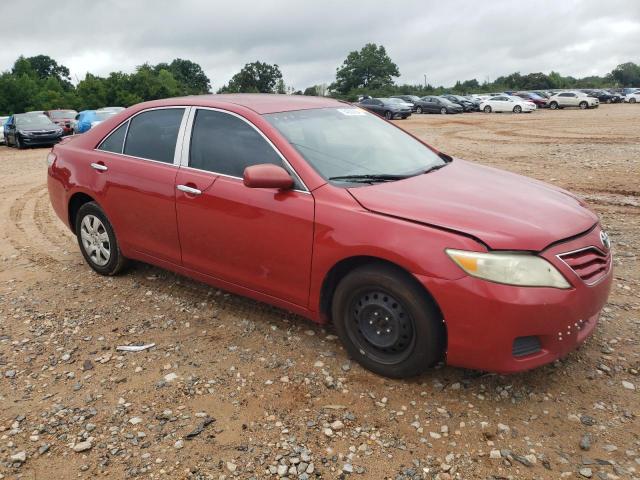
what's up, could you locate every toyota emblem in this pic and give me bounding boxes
[599,230,610,250]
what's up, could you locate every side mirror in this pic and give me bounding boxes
[243,164,294,190]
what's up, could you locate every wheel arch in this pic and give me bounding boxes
[68,192,98,234]
[318,255,445,328]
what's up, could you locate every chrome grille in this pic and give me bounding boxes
[558,247,610,285]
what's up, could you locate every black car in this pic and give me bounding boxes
[582,89,619,104]
[357,98,412,119]
[419,96,464,114]
[441,94,477,112]
[391,95,438,114]
[5,113,63,148]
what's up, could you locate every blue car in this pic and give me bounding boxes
[74,110,96,134]
[74,109,119,134]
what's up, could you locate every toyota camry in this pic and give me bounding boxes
[47,94,612,378]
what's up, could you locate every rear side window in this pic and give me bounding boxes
[124,108,184,163]
[98,121,128,154]
[189,109,283,177]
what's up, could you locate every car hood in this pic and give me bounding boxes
[347,159,597,251]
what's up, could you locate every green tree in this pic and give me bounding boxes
[218,61,283,93]
[12,55,72,90]
[331,43,399,95]
[610,62,640,86]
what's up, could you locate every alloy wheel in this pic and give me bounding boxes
[80,214,111,266]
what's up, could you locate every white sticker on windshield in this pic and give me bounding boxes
[337,108,366,116]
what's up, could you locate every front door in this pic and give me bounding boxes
[175,108,314,306]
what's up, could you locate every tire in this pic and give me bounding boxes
[416,106,423,114]
[549,101,558,110]
[440,107,447,115]
[630,98,636,104]
[384,111,392,120]
[513,105,522,114]
[579,101,588,110]
[75,202,128,276]
[483,105,492,113]
[15,135,23,149]
[331,263,445,378]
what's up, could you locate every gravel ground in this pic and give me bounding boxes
[0,104,638,480]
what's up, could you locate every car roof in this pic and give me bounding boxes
[134,94,346,114]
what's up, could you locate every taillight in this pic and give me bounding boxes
[47,152,57,167]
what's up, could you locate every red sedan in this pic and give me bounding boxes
[47,94,612,377]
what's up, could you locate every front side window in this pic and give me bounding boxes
[98,121,129,154]
[123,108,184,163]
[189,109,283,178]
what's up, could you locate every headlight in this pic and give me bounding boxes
[445,249,570,289]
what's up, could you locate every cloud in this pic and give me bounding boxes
[2,0,639,90]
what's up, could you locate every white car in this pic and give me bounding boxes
[547,91,599,110]
[624,91,640,103]
[480,95,536,113]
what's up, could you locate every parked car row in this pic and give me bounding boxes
[2,106,125,148]
[357,86,640,119]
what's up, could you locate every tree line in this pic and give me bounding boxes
[1,48,639,115]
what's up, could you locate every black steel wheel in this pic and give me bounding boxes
[332,263,445,378]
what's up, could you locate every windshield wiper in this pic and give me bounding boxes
[328,173,411,183]
[423,163,448,174]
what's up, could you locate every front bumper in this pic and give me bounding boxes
[420,226,613,373]
[22,135,62,146]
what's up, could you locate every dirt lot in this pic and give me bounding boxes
[0,104,638,480]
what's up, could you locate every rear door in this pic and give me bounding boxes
[93,107,187,264]
[174,108,315,306]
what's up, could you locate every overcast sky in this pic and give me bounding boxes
[5,0,639,90]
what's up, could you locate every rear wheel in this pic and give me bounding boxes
[384,111,392,120]
[483,105,492,113]
[579,101,588,109]
[75,202,128,276]
[630,98,636,104]
[332,263,445,378]
[549,101,558,110]
[440,107,447,114]
[513,105,522,113]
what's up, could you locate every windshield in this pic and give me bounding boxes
[438,97,455,105]
[264,107,446,183]
[49,110,77,119]
[15,114,55,128]
[94,111,116,121]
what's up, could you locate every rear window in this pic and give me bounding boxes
[123,108,184,163]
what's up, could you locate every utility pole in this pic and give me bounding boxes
[423,74,427,88]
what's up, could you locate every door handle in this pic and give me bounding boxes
[177,184,202,195]
[90,162,108,171]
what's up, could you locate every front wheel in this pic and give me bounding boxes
[483,105,492,113]
[579,101,588,109]
[332,263,445,378]
[630,98,636,104]
[15,135,24,149]
[513,105,522,113]
[440,107,447,115]
[416,106,423,114]
[75,202,128,275]
[549,101,558,110]
[384,111,392,120]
